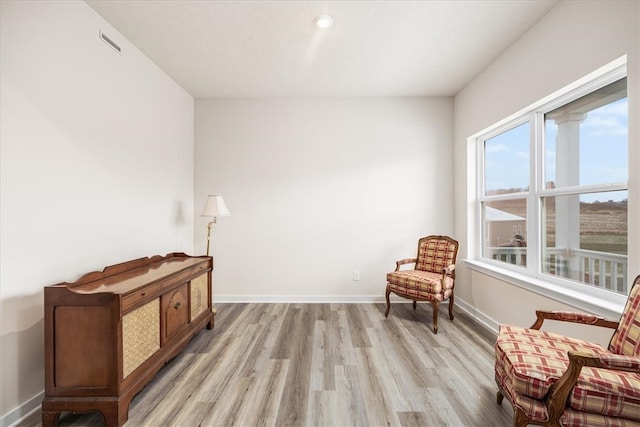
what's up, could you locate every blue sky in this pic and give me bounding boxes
[485,97,628,203]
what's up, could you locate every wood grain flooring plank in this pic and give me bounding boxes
[207,376,255,426]
[126,353,217,427]
[344,303,373,348]
[269,304,299,360]
[309,318,333,392]
[314,302,332,322]
[335,307,360,367]
[397,411,429,427]
[417,387,466,426]
[147,352,224,427]
[334,364,370,426]
[274,305,315,426]
[374,316,439,390]
[306,390,339,427]
[394,307,448,369]
[195,323,265,404]
[186,303,248,354]
[352,346,402,426]
[236,308,284,378]
[232,359,290,427]
[428,348,496,426]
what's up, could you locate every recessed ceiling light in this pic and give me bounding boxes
[314,15,333,29]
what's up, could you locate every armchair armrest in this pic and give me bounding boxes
[530,310,619,330]
[442,264,456,275]
[545,352,640,423]
[395,258,417,271]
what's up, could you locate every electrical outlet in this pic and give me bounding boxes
[353,271,360,281]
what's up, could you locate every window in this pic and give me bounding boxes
[482,123,529,267]
[477,65,629,298]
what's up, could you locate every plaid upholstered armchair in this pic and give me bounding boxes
[384,235,459,334]
[495,274,640,427]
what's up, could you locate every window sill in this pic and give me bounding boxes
[464,259,625,321]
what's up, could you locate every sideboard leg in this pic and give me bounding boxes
[100,403,128,427]
[41,407,61,427]
[42,401,127,427]
[206,312,215,330]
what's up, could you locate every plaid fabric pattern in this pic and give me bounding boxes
[599,354,640,370]
[570,385,640,421]
[496,324,606,399]
[496,325,640,421]
[560,408,640,427]
[609,276,640,357]
[497,364,640,427]
[416,238,456,273]
[386,270,453,301]
[552,311,605,324]
[496,362,550,422]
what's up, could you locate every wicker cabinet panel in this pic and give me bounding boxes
[190,273,209,321]
[122,298,160,378]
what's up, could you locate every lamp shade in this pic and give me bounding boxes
[200,194,231,218]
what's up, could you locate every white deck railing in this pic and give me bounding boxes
[488,247,629,294]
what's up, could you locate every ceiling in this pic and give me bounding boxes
[87,0,559,98]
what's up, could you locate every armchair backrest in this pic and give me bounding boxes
[608,274,640,356]
[415,235,459,275]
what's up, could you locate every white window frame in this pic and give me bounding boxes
[467,57,629,320]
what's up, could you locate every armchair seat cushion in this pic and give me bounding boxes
[386,270,453,301]
[496,325,640,422]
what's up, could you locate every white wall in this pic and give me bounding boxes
[0,1,194,423]
[195,98,453,301]
[453,0,639,344]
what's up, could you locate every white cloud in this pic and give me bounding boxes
[583,100,628,137]
[595,101,627,116]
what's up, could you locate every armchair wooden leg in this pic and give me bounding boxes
[448,293,455,321]
[431,301,439,333]
[513,406,531,427]
[384,288,391,317]
[496,390,504,405]
[412,301,417,310]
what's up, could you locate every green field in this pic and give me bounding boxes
[490,199,628,255]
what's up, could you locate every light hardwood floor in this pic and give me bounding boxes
[21,303,515,426]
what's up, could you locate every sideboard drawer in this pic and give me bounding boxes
[122,282,162,311]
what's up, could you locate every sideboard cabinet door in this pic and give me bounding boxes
[162,284,189,343]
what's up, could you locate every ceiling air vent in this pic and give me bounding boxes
[99,30,122,54]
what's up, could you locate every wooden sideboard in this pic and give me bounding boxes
[42,253,214,427]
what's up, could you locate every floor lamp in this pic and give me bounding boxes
[200,194,231,256]
[200,194,230,316]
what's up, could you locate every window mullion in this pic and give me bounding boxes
[527,111,541,275]
[476,137,485,260]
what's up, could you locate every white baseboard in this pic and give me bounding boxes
[454,296,500,335]
[1,391,42,427]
